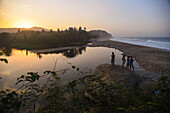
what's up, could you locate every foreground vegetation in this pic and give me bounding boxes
[0,48,169,113]
[0,62,169,113]
[0,27,95,50]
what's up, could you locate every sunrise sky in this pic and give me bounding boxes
[0,0,170,37]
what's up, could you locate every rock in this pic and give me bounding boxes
[93,64,156,90]
[88,30,113,41]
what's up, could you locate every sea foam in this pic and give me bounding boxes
[110,37,170,51]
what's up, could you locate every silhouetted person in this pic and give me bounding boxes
[126,56,130,69]
[26,50,28,56]
[122,55,126,67]
[130,56,134,71]
[111,52,115,65]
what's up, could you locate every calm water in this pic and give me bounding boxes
[0,47,128,89]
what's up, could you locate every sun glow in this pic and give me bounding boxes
[15,21,34,28]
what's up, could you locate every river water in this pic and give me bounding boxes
[0,47,129,89]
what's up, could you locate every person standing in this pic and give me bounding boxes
[111,52,115,65]
[126,56,130,69]
[122,55,126,67]
[130,56,134,71]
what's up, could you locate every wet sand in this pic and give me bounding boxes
[88,40,170,76]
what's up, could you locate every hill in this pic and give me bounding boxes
[88,30,113,41]
[0,27,49,33]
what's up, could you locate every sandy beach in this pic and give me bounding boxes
[88,40,170,76]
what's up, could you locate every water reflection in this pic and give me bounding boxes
[1,47,87,59]
[37,53,42,59]
[0,47,12,56]
[36,47,86,58]
[63,47,86,58]
[0,47,124,89]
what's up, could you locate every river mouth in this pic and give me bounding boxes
[0,46,160,90]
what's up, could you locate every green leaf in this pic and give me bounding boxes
[0,58,8,63]
[15,80,23,85]
[44,71,51,74]
[25,76,32,81]
[72,66,75,69]
[51,71,56,75]
[17,75,25,80]
[118,107,126,111]
[21,75,25,78]
[36,75,40,80]
[147,102,157,105]
[55,77,60,81]
[3,59,8,63]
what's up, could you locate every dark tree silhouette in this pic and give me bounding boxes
[68,27,73,31]
[1,48,12,56]
[42,29,45,33]
[0,26,99,50]
[74,27,77,31]
[0,33,10,46]
[84,27,86,31]
[79,27,82,31]
[57,28,60,32]
[49,29,53,32]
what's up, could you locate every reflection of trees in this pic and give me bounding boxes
[37,53,42,59]
[63,49,78,58]
[0,48,12,56]
[0,46,86,58]
[0,32,17,57]
[25,51,42,59]
[34,47,86,59]
[63,47,86,58]
[38,47,86,58]
[0,33,10,47]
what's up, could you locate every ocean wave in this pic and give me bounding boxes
[146,39,170,44]
[110,38,170,51]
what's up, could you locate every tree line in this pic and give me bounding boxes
[0,27,93,50]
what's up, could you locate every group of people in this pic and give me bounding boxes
[111,52,134,71]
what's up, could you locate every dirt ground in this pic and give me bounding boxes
[89,40,170,76]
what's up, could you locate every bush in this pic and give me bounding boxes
[0,67,169,113]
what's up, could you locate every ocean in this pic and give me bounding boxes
[110,37,170,51]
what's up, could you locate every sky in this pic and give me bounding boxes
[0,0,170,37]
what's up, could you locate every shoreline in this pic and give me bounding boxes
[88,40,170,76]
[29,46,86,53]
[110,38,170,52]
[27,40,170,77]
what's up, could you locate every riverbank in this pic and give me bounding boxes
[88,40,170,76]
[30,45,86,53]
